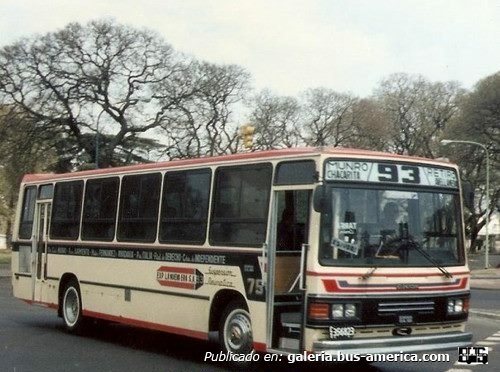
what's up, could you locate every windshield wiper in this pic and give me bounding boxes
[404,239,453,279]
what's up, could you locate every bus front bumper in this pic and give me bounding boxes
[313,332,473,355]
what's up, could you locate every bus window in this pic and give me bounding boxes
[319,187,463,266]
[160,169,211,244]
[50,181,84,240]
[38,184,53,200]
[210,164,272,247]
[82,177,119,241]
[18,186,37,239]
[117,173,161,242]
[274,160,316,185]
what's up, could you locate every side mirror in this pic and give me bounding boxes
[313,184,328,213]
[462,180,474,210]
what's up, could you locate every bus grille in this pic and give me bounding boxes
[378,300,435,315]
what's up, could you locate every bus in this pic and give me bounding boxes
[11,147,472,356]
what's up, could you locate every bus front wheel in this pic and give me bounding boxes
[219,301,253,354]
[62,280,83,333]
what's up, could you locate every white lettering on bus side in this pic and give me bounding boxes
[194,254,226,264]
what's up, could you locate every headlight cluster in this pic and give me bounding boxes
[332,304,357,319]
[447,298,469,314]
[308,302,359,320]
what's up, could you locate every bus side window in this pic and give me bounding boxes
[210,164,272,247]
[160,169,211,244]
[18,186,37,239]
[82,177,119,241]
[50,181,84,240]
[117,173,161,242]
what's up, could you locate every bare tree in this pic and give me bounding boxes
[347,98,391,151]
[300,88,359,147]
[249,90,301,150]
[161,62,250,159]
[0,20,196,169]
[374,73,463,157]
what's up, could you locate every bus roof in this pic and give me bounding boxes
[21,147,455,184]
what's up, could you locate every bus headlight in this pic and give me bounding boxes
[332,303,357,319]
[447,298,465,314]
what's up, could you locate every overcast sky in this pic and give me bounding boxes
[1,0,499,97]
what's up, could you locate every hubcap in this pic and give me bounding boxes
[224,310,252,352]
[64,287,79,326]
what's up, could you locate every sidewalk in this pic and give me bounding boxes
[468,252,500,291]
[470,267,500,290]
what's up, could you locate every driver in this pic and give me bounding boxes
[376,202,401,257]
[381,202,400,233]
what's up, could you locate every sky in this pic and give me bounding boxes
[1,0,499,97]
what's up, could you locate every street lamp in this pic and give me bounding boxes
[440,139,490,269]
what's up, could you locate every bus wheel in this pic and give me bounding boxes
[62,280,83,332]
[219,301,253,354]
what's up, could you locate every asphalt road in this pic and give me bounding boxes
[1,278,498,372]
[471,288,499,311]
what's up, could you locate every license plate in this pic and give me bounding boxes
[329,326,355,339]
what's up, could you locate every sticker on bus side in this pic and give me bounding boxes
[156,266,204,290]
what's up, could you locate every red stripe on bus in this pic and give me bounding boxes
[307,270,470,278]
[322,277,468,293]
[157,266,195,274]
[157,280,195,289]
[82,309,208,340]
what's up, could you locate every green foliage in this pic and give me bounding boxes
[442,72,500,251]
[0,106,56,235]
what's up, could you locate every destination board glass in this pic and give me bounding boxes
[324,160,458,188]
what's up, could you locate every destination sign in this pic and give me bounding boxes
[325,160,458,188]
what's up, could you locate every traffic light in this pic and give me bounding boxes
[240,124,255,149]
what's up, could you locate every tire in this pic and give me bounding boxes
[62,280,83,333]
[219,301,253,354]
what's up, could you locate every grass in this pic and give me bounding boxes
[0,250,11,264]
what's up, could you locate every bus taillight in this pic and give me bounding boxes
[308,302,330,320]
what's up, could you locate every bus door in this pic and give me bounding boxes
[32,201,51,302]
[268,189,311,351]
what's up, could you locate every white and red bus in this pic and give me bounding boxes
[11,147,472,355]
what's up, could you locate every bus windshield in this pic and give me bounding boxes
[319,186,464,267]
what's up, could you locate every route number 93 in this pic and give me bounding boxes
[378,164,420,184]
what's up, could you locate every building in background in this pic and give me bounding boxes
[478,212,500,252]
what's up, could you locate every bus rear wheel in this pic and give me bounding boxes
[62,280,83,333]
[219,301,253,354]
